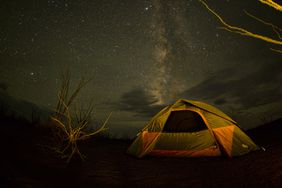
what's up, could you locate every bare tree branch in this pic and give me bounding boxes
[259,0,282,11]
[244,10,282,40]
[198,0,282,53]
[271,48,282,53]
[49,69,112,162]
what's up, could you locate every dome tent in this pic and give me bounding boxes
[127,99,259,158]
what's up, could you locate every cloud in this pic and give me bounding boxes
[114,60,282,119]
[113,87,166,118]
[181,61,282,109]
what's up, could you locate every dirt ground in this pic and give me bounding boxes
[0,118,282,188]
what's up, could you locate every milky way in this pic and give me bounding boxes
[147,0,187,105]
[0,0,281,137]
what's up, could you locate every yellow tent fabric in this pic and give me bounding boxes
[127,99,259,158]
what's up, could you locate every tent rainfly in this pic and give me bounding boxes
[127,99,259,158]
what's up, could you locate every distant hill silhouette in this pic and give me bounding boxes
[247,118,282,146]
[0,90,51,123]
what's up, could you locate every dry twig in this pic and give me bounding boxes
[50,70,111,162]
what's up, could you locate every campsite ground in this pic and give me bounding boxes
[0,118,282,188]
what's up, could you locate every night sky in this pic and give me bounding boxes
[0,0,281,137]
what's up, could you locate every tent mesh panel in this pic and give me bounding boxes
[162,111,207,133]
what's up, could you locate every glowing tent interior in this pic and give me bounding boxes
[127,99,259,158]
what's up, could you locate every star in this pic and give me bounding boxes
[0,0,280,138]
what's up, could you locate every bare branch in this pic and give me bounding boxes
[79,112,112,140]
[244,10,282,40]
[198,0,282,54]
[259,0,282,11]
[49,69,110,162]
[50,117,69,136]
[271,48,282,53]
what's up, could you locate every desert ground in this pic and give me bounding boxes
[0,117,282,188]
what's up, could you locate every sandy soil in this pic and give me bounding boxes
[0,118,282,188]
